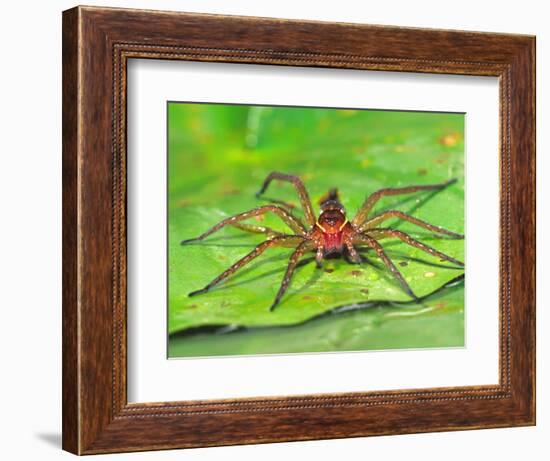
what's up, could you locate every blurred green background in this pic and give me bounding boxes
[167,102,464,358]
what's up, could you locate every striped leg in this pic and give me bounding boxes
[270,240,315,311]
[189,236,305,297]
[359,210,463,238]
[231,222,284,239]
[315,246,324,268]
[353,234,418,300]
[368,229,464,267]
[256,172,316,227]
[180,205,306,244]
[345,241,363,264]
[352,179,457,227]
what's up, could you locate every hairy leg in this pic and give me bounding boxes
[256,172,316,227]
[180,205,306,244]
[345,241,362,264]
[270,240,315,311]
[368,229,464,267]
[188,236,305,297]
[353,234,418,300]
[315,246,324,268]
[257,197,297,213]
[359,209,463,238]
[352,178,457,227]
[231,222,284,239]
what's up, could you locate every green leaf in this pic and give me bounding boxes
[168,104,464,335]
[168,279,464,357]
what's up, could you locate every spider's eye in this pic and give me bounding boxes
[319,210,346,231]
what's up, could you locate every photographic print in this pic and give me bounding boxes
[168,102,465,358]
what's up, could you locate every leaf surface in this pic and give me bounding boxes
[168,104,465,334]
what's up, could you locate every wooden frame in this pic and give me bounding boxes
[62,5,535,455]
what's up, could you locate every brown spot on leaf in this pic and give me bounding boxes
[339,109,358,117]
[188,304,198,309]
[177,198,194,207]
[399,261,408,267]
[433,301,448,310]
[254,214,265,222]
[302,295,314,301]
[435,152,451,164]
[324,268,334,273]
[417,168,428,176]
[222,187,240,195]
[439,132,461,147]
[348,270,363,277]
[318,119,330,132]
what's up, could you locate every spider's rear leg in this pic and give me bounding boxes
[180,205,306,245]
[353,234,419,301]
[188,236,305,297]
[368,229,464,267]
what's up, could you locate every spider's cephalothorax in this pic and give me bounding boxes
[181,172,464,311]
[314,189,351,255]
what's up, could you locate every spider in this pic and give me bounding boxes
[181,172,464,311]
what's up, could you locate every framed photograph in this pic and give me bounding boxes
[62,5,535,455]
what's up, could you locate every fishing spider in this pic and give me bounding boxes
[181,172,464,311]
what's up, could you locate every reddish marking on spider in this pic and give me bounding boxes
[181,172,464,311]
[322,229,343,251]
[315,200,350,253]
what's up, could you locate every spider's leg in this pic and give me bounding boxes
[345,241,363,264]
[359,210,463,238]
[255,197,297,214]
[180,205,307,244]
[270,240,315,311]
[188,236,304,297]
[256,172,316,227]
[352,178,457,227]
[315,246,324,268]
[368,229,464,267]
[231,222,284,239]
[354,234,418,300]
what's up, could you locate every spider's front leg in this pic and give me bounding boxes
[315,246,324,268]
[230,222,284,239]
[352,178,457,228]
[341,226,362,264]
[256,172,317,227]
[180,205,306,244]
[270,240,316,311]
[188,235,305,297]
[345,241,363,264]
[359,210,463,238]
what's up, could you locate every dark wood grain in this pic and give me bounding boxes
[62,7,79,454]
[62,5,536,455]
